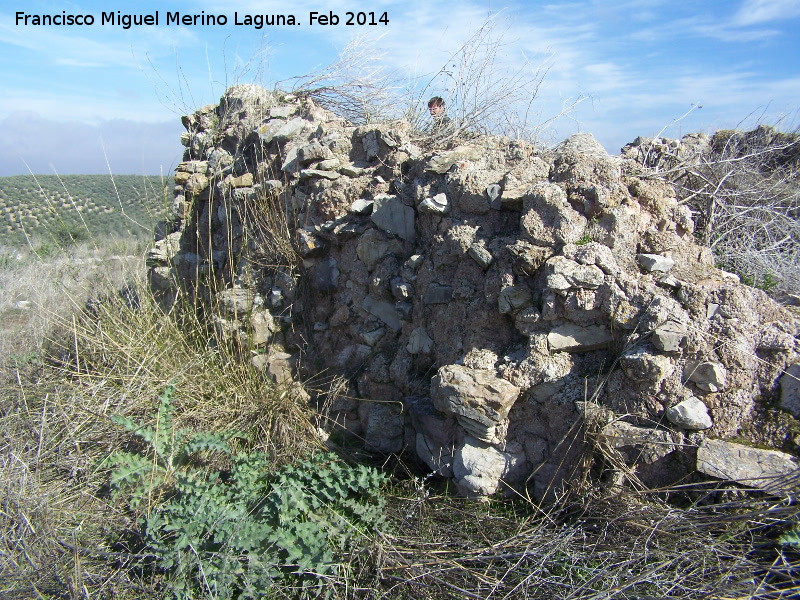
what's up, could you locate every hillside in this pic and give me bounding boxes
[0,174,169,246]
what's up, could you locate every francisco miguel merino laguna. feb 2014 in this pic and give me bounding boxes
[15,10,389,28]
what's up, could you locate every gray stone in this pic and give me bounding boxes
[545,256,605,296]
[419,193,450,215]
[298,141,331,164]
[356,229,402,270]
[269,105,295,119]
[147,231,182,265]
[256,120,283,144]
[759,327,796,351]
[395,302,413,321]
[406,327,434,354]
[339,163,365,177]
[208,149,233,175]
[256,179,283,193]
[254,350,296,385]
[315,257,339,292]
[405,254,424,270]
[363,131,380,160]
[362,295,403,331]
[314,321,328,332]
[350,198,374,215]
[468,243,494,269]
[637,253,675,273]
[426,146,483,174]
[361,327,386,346]
[269,287,283,308]
[453,436,525,497]
[657,274,681,289]
[547,323,613,352]
[779,364,800,419]
[697,439,799,491]
[391,278,414,300]
[684,360,727,393]
[432,365,521,444]
[217,287,254,316]
[706,303,720,319]
[317,158,341,171]
[601,421,675,464]
[333,222,361,238]
[300,169,340,181]
[370,194,416,241]
[620,346,675,383]
[424,283,453,305]
[498,286,533,314]
[280,146,299,173]
[652,321,686,353]
[250,310,276,346]
[563,241,620,276]
[486,183,502,210]
[380,130,400,148]
[272,118,306,143]
[362,402,405,454]
[296,229,326,257]
[521,183,587,247]
[666,397,712,430]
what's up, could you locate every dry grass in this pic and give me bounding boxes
[375,470,799,599]
[645,124,800,296]
[0,241,319,599]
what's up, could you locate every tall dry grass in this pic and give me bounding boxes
[0,239,319,598]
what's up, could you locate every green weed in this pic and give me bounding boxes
[108,385,387,599]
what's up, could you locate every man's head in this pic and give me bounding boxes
[428,96,445,117]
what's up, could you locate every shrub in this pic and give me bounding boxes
[655,124,800,295]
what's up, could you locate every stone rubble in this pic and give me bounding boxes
[148,84,800,498]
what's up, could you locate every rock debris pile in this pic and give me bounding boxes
[149,84,800,498]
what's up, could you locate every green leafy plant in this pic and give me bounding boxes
[107,385,386,599]
[741,272,780,292]
[107,384,232,510]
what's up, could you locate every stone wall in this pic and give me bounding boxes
[148,84,800,498]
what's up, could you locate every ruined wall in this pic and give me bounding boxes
[148,84,800,498]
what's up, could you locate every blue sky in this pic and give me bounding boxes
[1,0,799,175]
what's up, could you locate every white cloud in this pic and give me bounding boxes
[733,0,800,26]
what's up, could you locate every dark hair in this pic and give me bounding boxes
[428,96,445,108]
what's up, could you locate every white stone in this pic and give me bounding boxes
[684,360,727,392]
[453,436,522,497]
[666,397,712,430]
[419,193,449,215]
[637,253,675,273]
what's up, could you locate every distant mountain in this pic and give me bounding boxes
[0,174,169,246]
